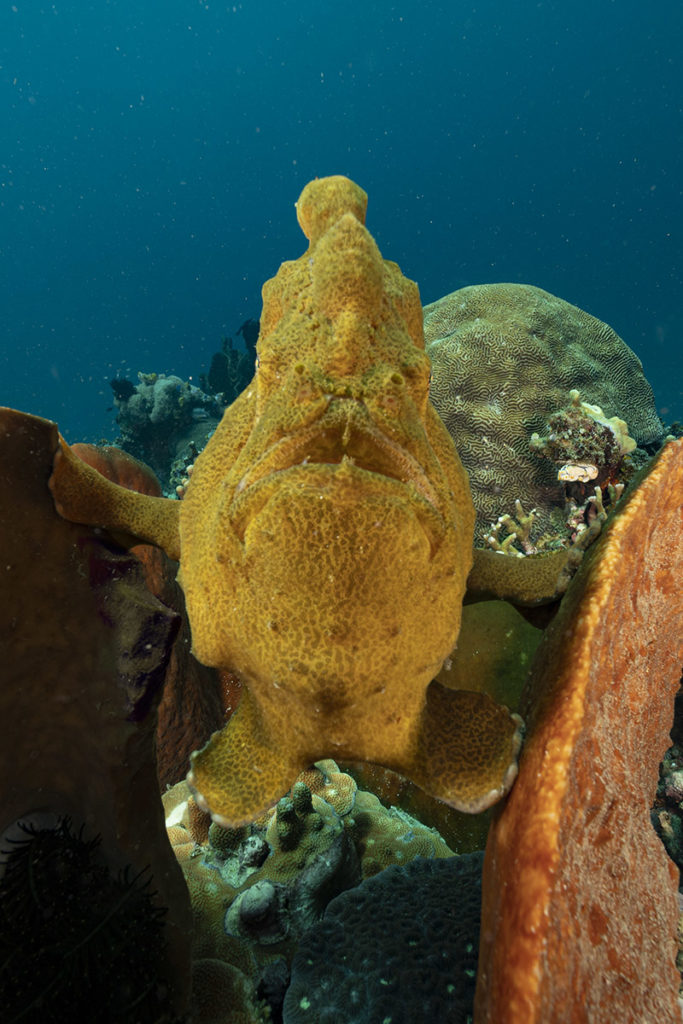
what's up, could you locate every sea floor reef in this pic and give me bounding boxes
[164,761,458,1022]
[425,282,666,604]
[111,371,223,491]
[4,174,683,1024]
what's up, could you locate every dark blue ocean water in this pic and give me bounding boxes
[1,0,681,441]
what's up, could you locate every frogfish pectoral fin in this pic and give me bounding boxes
[49,435,181,560]
[400,683,524,813]
[187,689,309,827]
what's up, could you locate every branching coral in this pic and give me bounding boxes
[485,499,538,556]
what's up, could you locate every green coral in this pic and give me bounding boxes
[165,763,457,1019]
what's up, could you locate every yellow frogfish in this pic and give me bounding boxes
[49,175,522,825]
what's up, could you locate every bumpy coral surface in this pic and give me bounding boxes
[49,176,523,827]
[112,371,223,488]
[283,853,483,1024]
[425,283,663,549]
[476,439,683,1023]
[165,763,456,1020]
[190,957,268,1024]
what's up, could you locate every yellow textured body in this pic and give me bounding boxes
[49,176,523,825]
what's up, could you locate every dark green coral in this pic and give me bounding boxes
[283,853,483,1024]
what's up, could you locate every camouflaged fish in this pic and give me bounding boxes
[50,175,522,825]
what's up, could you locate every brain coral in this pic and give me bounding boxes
[283,853,483,1024]
[424,283,663,547]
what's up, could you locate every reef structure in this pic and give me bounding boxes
[0,407,193,1019]
[529,387,637,490]
[425,282,663,562]
[111,371,223,491]
[2,174,682,1024]
[165,760,457,1022]
[475,438,683,1023]
[200,321,259,401]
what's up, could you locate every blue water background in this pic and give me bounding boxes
[1,0,681,441]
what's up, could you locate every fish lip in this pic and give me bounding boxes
[228,403,446,546]
[233,405,440,510]
[230,460,446,553]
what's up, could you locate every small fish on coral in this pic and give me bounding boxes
[530,387,637,490]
